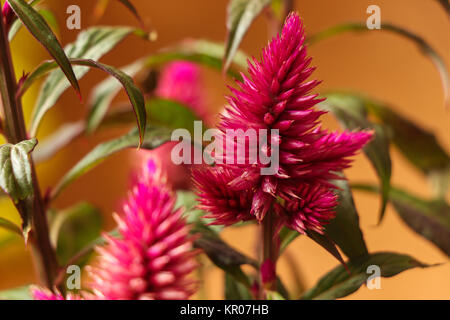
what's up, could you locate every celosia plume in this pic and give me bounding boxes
[31,287,82,300]
[194,13,372,234]
[86,160,199,300]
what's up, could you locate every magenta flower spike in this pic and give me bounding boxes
[31,287,82,300]
[87,160,199,300]
[193,13,372,234]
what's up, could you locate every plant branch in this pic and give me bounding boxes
[0,8,59,290]
[260,211,279,296]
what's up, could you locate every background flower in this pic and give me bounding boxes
[86,160,199,300]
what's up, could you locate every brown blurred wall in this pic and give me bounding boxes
[0,0,449,299]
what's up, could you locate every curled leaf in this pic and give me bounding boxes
[7,0,80,99]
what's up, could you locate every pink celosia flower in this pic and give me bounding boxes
[192,166,253,226]
[156,61,208,121]
[87,160,199,300]
[193,13,372,234]
[31,287,82,300]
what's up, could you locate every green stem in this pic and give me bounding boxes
[0,8,59,289]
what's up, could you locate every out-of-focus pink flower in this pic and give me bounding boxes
[193,13,372,234]
[31,287,82,300]
[156,61,208,121]
[87,160,199,300]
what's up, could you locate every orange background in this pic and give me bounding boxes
[0,0,449,299]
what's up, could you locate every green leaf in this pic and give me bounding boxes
[145,39,248,79]
[352,183,450,257]
[33,121,85,164]
[224,273,253,300]
[71,59,147,145]
[224,0,272,72]
[306,230,346,267]
[86,59,145,134]
[51,126,171,200]
[50,202,102,265]
[365,99,450,198]
[0,217,22,236]
[8,0,80,101]
[320,93,392,222]
[0,285,32,300]
[0,138,37,202]
[22,58,147,145]
[301,252,430,300]
[8,1,57,42]
[30,26,140,136]
[325,178,369,261]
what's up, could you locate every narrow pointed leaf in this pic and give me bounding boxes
[365,98,450,198]
[7,0,80,99]
[30,26,141,136]
[326,177,369,261]
[309,23,449,108]
[224,0,272,72]
[352,183,450,256]
[435,0,450,16]
[0,217,21,236]
[86,59,145,133]
[51,126,171,200]
[301,252,430,300]
[71,59,146,145]
[8,0,52,41]
[116,0,142,22]
[22,58,147,145]
[320,93,392,222]
[194,231,257,287]
[306,230,346,268]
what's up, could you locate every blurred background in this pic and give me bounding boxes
[0,0,449,299]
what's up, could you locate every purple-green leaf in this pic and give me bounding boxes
[50,126,171,200]
[224,0,272,72]
[352,183,450,257]
[7,0,80,99]
[320,93,392,223]
[302,252,430,300]
[29,26,141,136]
